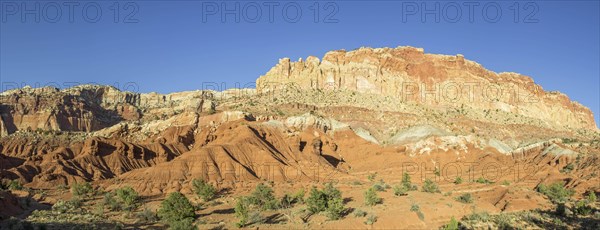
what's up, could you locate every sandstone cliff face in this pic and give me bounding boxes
[257,47,597,131]
[0,85,218,137]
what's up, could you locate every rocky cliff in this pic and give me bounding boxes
[0,85,219,137]
[257,46,597,131]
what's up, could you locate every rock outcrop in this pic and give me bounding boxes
[257,46,597,131]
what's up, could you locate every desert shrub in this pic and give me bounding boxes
[8,180,23,190]
[71,182,93,198]
[168,218,197,230]
[556,203,567,216]
[401,173,417,191]
[410,203,420,212]
[248,183,278,210]
[234,197,250,228]
[393,184,408,196]
[234,196,263,227]
[536,182,575,203]
[464,211,490,222]
[280,188,305,208]
[136,208,158,222]
[364,214,378,225]
[495,213,513,229]
[364,187,382,206]
[475,177,493,184]
[501,180,511,186]
[104,192,120,211]
[192,179,217,202]
[587,191,597,203]
[116,186,140,211]
[157,192,196,227]
[454,177,463,185]
[574,200,593,216]
[325,194,345,220]
[52,200,78,214]
[306,183,345,220]
[367,172,377,182]
[373,180,390,192]
[443,216,459,230]
[455,193,474,204]
[422,179,440,193]
[561,163,575,173]
[353,209,367,218]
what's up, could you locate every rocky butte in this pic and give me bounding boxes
[257,46,597,131]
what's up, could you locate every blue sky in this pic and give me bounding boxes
[1,1,598,125]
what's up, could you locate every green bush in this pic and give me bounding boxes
[373,180,390,192]
[587,191,597,203]
[475,177,493,184]
[364,187,382,206]
[168,218,197,230]
[325,194,345,220]
[401,173,417,191]
[71,182,93,198]
[443,216,459,230]
[306,183,345,220]
[116,186,140,211]
[393,184,408,196]
[192,179,217,202]
[136,208,158,222]
[455,193,474,204]
[410,203,420,212]
[157,192,196,226]
[364,214,378,225]
[248,183,278,210]
[104,192,120,211]
[367,173,377,182]
[8,180,23,190]
[353,209,367,217]
[280,188,305,208]
[421,179,440,193]
[537,182,575,203]
[561,163,575,173]
[234,197,249,227]
[454,177,463,185]
[574,200,593,216]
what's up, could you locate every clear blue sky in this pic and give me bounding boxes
[1,1,598,125]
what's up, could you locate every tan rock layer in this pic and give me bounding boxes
[257,46,597,131]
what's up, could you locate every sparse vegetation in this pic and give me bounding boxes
[536,182,575,203]
[306,183,346,220]
[421,179,440,193]
[393,184,408,196]
[364,187,382,206]
[115,186,140,211]
[455,193,474,204]
[367,172,377,182]
[71,182,93,198]
[587,191,597,203]
[475,177,493,184]
[248,183,279,210]
[353,209,367,217]
[443,216,459,230]
[364,214,378,225]
[157,192,196,229]
[561,163,575,173]
[192,179,217,202]
[454,177,463,185]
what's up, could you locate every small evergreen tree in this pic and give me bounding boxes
[192,179,217,202]
[157,192,196,227]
